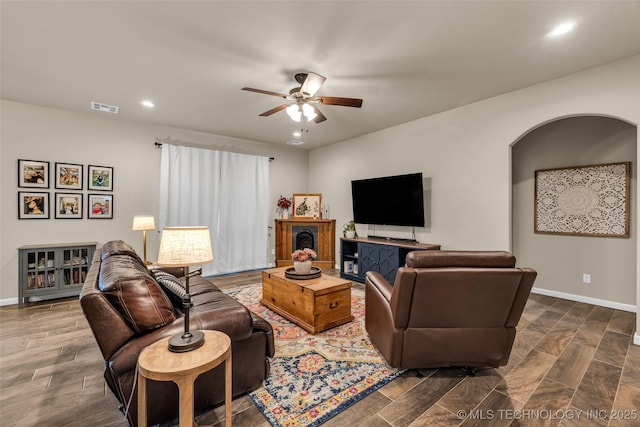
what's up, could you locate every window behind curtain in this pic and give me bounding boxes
[159,144,269,275]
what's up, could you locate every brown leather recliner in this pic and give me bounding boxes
[80,240,274,426]
[365,250,536,370]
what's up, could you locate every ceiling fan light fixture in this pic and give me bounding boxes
[302,103,317,121]
[286,105,301,122]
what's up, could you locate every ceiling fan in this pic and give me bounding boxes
[242,72,363,124]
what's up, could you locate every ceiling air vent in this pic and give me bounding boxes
[90,101,119,114]
[286,140,305,146]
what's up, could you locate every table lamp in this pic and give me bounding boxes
[132,215,155,265]
[156,226,213,352]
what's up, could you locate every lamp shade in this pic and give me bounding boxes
[132,215,155,231]
[156,226,213,267]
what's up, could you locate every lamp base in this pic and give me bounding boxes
[168,330,205,353]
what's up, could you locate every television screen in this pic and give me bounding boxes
[351,173,425,227]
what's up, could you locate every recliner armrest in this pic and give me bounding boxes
[365,271,393,302]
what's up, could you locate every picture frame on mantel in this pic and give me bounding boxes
[293,193,322,219]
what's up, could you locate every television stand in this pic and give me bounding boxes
[367,235,417,244]
[340,237,440,284]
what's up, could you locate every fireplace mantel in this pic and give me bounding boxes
[275,219,336,270]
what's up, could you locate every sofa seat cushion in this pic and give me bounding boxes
[99,254,176,334]
[179,276,254,341]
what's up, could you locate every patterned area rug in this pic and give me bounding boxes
[224,284,403,427]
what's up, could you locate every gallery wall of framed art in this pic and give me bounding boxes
[17,159,114,220]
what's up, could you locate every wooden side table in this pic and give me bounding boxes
[137,330,232,426]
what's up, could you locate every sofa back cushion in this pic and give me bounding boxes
[98,248,176,334]
[100,240,147,266]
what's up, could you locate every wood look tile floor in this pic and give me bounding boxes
[1,269,639,427]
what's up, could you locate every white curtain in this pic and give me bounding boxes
[159,144,269,276]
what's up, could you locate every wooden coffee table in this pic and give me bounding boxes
[261,267,354,334]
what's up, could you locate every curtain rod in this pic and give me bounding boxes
[154,139,274,161]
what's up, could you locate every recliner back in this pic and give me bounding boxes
[365,250,537,369]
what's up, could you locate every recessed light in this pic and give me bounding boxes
[548,22,575,37]
[141,100,155,108]
[293,131,302,137]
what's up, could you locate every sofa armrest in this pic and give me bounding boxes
[250,312,275,357]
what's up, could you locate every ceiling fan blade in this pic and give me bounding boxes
[312,107,327,123]
[242,87,287,98]
[300,72,326,96]
[259,104,289,117]
[318,96,363,108]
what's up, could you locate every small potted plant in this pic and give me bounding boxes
[277,195,292,219]
[291,248,317,274]
[343,220,357,239]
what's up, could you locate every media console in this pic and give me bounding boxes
[340,237,440,284]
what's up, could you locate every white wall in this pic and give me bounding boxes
[310,55,640,343]
[0,100,309,303]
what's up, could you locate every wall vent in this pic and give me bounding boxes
[286,140,305,146]
[90,101,119,114]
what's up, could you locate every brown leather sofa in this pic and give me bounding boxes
[80,240,274,426]
[365,250,536,371]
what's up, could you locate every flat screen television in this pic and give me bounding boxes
[351,172,425,227]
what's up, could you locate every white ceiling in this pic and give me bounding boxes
[2,1,640,150]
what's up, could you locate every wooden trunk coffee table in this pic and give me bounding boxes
[261,267,354,334]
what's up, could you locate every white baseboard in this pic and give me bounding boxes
[634,332,640,346]
[0,297,18,307]
[531,287,636,313]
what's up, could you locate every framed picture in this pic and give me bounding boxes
[88,194,113,219]
[292,193,322,219]
[535,162,630,237]
[55,162,83,190]
[88,165,113,191]
[55,193,83,219]
[18,192,50,219]
[18,159,49,188]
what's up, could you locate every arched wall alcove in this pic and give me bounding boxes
[511,115,637,316]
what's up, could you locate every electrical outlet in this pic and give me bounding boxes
[583,274,591,284]
[271,248,275,255]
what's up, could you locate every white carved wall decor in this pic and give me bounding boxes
[534,162,630,237]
